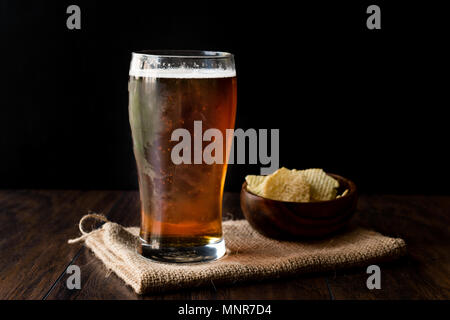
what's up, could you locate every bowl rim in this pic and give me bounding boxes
[242,173,357,205]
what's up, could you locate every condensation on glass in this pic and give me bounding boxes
[128,50,237,262]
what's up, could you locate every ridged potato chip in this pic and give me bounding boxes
[261,167,310,202]
[300,168,339,201]
[245,175,267,196]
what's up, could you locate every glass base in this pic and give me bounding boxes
[139,238,226,263]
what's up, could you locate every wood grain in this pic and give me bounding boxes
[44,192,329,300]
[0,190,449,300]
[0,190,122,299]
[326,195,450,299]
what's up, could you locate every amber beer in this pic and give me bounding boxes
[128,51,236,262]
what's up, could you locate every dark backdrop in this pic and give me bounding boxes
[1,1,448,193]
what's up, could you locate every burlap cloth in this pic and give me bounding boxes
[69,214,406,294]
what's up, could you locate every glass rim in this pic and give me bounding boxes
[132,50,234,59]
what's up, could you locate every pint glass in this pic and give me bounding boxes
[128,51,237,262]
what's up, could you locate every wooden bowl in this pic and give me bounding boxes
[240,173,358,239]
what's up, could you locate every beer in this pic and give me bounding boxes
[128,51,236,262]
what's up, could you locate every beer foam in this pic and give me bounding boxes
[129,67,236,79]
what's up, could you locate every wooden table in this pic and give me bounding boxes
[0,190,449,300]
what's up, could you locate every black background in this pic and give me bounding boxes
[1,0,448,193]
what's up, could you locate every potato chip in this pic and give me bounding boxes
[245,175,267,196]
[300,168,339,201]
[261,167,310,202]
[337,189,349,198]
[245,175,266,187]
